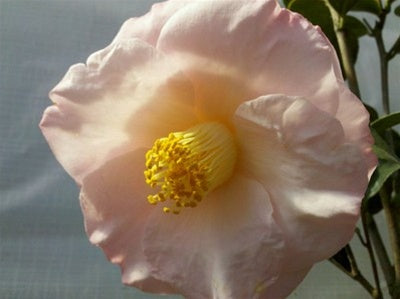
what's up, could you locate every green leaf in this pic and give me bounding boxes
[395,5,400,16]
[392,193,400,208]
[393,130,400,157]
[364,103,379,122]
[366,159,400,198]
[373,144,400,163]
[351,0,382,15]
[330,246,352,273]
[371,111,400,134]
[287,0,336,42]
[286,0,367,68]
[344,16,368,37]
[342,16,368,63]
[328,0,381,16]
[371,128,394,154]
[285,0,342,67]
[366,194,383,214]
[365,130,400,198]
[328,0,359,15]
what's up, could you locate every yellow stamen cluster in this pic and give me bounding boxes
[144,122,237,215]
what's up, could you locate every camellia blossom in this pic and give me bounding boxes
[40,0,376,298]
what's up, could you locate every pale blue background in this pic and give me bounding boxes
[0,0,399,298]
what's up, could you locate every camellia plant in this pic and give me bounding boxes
[283,0,400,298]
[40,0,400,298]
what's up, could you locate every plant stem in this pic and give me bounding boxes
[375,26,390,114]
[387,35,400,61]
[324,2,385,296]
[336,29,361,98]
[330,245,379,298]
[367,212,395,291]
[323,0,361,98]
[361,207,384,298]
[380,187,400,297]
[326,0,400,296]
[371,2,400,295]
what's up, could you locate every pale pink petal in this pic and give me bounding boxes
[144,0,375,175]
[40,1,378,298]
[157,0,343,119]
[142,174,284,299]
[113,0,192,46]
[40,39,196,184]
[234,95,369,271]
[260,267,311,299]
[336,85,377,176]
[80,148,177,294]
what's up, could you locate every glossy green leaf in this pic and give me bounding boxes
[285,0,366,66]
[285,0,381,15]
[366,159,400,198]
[351,0,382,15]
[373,144,400,163]
[366,194,383,214]
[392,193,400,209]
[286,0,336,43]
[395,5,400,16]
[330,246,352,273]
[365,130,400,198]
[342,16,368,63]
[284,0,343,71]
[371,111,400,134]
[371,128,393,154]
[393,130,400,158]
[328,0,359,15]
[364,103,379,122]
[344,16,368,37]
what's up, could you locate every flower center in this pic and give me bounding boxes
[144,122,237,215]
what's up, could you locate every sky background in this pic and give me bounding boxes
[0,0,399,298]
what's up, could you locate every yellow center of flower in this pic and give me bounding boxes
[144,122,237,215]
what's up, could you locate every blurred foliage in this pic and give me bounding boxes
[284,2,400,296]
[283,0,369,72]
[396,5,400,16]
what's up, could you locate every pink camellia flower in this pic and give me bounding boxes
[40,0,376,298]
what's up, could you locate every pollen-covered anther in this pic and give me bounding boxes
[144,122,237,215]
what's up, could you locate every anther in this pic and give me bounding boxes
[144,122,237,215]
